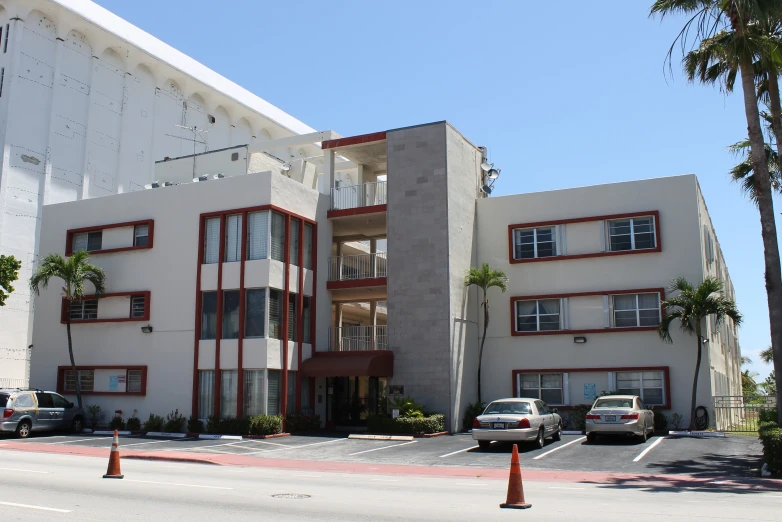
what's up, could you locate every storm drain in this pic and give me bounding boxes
[272,494,311,499]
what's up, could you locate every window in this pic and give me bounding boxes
[288,293,297,342]
[51,394,70,408]
[64,370,95,392]
[302,296,312,344]
[0,67,4,98]
[608,217,656,252]
[247,211,269,260]
[72,231,103,253]
[127,370,142,393]
[245,289,266,338]
[14,393,34,408]
[535,401,550,415]
[220,370,238,418]
[134,224,149,247]
[513,227,556,259]
[198,370,214,418]
[3,24,8,54]
[35,393,54,408]
[267,369,281,416]
[69,299,98,321]
[201,292,217,339]
[616,371,664,406]
[221,290,240,339]
[269,289,282,339]
[244,370,265,417]
[130,296,146,318]
[224,214,242,262]
[290,219,300,266]
[287,371,296,414]
[518,373,563,404]
[515,299,560,332]
[270,212,285,262]
[303,223,313,270]
[613,293,660,328]
[204,217,220,264]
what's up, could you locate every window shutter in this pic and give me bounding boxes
[248,211,269,260]
[269,290,281,339]
[598,221,606,252]
[602,295,610,328]
[562,373,570,405]
[267,370,280,416]
[561,298,569,330]
[558,225,567,255]
[204,218,220,264]
[607,371,616,392]
[290,219,300,266]
[224,214,242,262]
[303,223,313,270]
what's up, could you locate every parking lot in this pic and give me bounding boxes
[2,431,765,478]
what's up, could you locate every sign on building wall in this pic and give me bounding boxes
[584,383,597,401]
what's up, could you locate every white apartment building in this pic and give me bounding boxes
[0,0,318,384]
[28,122,741,431]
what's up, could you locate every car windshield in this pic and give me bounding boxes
[484,402,532,415]
[593,398,634,409]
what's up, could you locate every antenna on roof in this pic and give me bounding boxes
[175,124,209,180]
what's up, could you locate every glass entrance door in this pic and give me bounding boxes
[326,376,387,426]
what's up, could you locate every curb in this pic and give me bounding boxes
[145,432,188,438]
[93,430,131,436]
[668,430,726,438]
[562,430,584,435]
[123,454,221,465]
[418,431,450,438]
[244,433,291,439]
[198,434,243,440]
[349,434,415,442]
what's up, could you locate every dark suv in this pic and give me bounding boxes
[0,388,85,438]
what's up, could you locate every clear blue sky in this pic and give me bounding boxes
[96,0,779,382]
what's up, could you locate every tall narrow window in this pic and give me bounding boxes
[224,214,242,262]
[267,370,281,416]
[0,67,5,98]
[130,295,146,318]
[201,292,217,339]
[287,371,297,414]
[134,224,149,247]
[245,289,266,338]
[222,290,240,339]
[247,211,268,260]
[3,24,8,54]
[302,296,312,344]
[198,370,215,418]
[290,219,300,266]
[244,369,265,417]
[269,289,282,339]
[220,370,238,418]
[288,293,297,342]
[204,217,220,264]
[270,212,285,262]
[303,223,313,269]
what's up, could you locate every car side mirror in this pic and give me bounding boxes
[551,408,559,414]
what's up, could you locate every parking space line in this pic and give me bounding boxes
[0,467,51,474]
[122,439,192,448]
[167,440,254,452]
[0,501,70,513]
[242,438,346,456]
[439,445,479,458]
[633,436,665,462]
[48,437,105,445]
[532,436,586,460]
[126,479,232,490]
[348,441,416,456]
[242,439,291,447]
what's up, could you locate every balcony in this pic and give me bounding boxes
[329,325,388,351]
[328,252,387,281]
[328,182,388,228]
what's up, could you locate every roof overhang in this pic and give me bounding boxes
[301,351,393,378]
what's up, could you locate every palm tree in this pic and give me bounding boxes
[30,251,106,411]
[652,0,782,425]
[761,345,774,363]
[728,136,781,203]
[464,263,508,404]
[659,277,743,430]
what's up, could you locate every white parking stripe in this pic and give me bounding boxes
[122,439,190,447]
[633,436,664,462]
[48,437,105,445]
[0,501,70,513]
[0,467,51,474]
[126,479,232,490]
[242,438,346,456]
[242,439,291,447]
[348,441,416,456]
[532,436,586,460]
[166,440,253,452]
[439,445,479,458]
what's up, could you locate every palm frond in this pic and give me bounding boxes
[760,345,774,363]
[29,251,106,299]
[464,263,508,294]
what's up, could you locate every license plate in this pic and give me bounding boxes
[604,415,616,422]
[493,423,505,429]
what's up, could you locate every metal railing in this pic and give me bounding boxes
[329,325,388,351]
[328,252,387,281]
[0,377,30,389]
[713,395,777,432]
[331,181,387,211]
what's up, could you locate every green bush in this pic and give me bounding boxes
[285,412,320,433]
[163,409,186,433]
[109,415,125,430]
[759,408,779,424]
[86,404,104,428]
[187,416,204,434]
[206,416,251,435]
[653,409,669,431]
[759,421,779,437]
[389,396,426,417]
[367,414,445,434]
[563,405,590,431]
[248,414,284,436]
[126,416,141,431]
[670,413,683,431]
[144,413,165,432]
[462,401,486,432]
[759,425,782,475]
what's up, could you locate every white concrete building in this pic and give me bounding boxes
[0,0,317,384]
[28,122,741,431]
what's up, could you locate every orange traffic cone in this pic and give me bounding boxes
[499,444,531,509]
[103,429,124,479]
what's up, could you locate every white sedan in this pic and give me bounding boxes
[471,398,562,450]
[585,395,655,443]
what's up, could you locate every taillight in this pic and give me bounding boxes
[586,414,600,420]
[3,408,13,419]
[472,417,481,429]
[518,418,531,429]
[621,413,639,420]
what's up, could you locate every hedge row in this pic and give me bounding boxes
[200,413,320,436]
[759,422,782,476]
[367,414,445,434]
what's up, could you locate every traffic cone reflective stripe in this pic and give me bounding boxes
[103,429,124,479]
[500,444,531,509]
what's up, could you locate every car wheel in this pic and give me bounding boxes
[552,423,562,442]
[478,440,491,451]
[586,432,597,444]
[534,428,545,449]
[15,420,32,439]
[639,423,648,443]
[72,416,83,434]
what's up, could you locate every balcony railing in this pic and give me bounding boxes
[329,325,388,351]
[328,252,387,282]
[331,181,387,211]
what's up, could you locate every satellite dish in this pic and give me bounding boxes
[480,161,493,172]
[487,168,500,180]
[482,184,493,195]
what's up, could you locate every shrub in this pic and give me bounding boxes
[367,414,445,434]
[163,409,186,433]
[109,415,126,430]
[759,408,779,424]
[462,401,486,432]
[670,413,683,431]
[206,415,251,435]
[653,409,669,431]
[144,413,165,432]
[759,424,782,476]
[249,414,284,436]
[126,409,141,431]
[285,412,320,433]
[389,396,426,418]
[759,421,779,437]
[562,405,590,431]
[86,404,104,428]
[187,416,204,434]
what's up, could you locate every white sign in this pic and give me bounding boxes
[392,409,400,419]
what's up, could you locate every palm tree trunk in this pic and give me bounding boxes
[767,73,782,154]
[689,334,703,431]
[735,51,782,426]
[65,311,83,412]
[477,289,488,405]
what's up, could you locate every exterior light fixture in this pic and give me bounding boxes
[574,336,587,344]
[281,163,291,171]
[141,325,153,333]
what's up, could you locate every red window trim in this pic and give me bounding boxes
[65,219,155,256]
[511,366,671,410]
[507,211,661,264]
[56,365,148,396]
[510,287,665,337]
[60,291,151,324]
[321,131,387,150]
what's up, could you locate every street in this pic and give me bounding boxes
[1,448,780,521]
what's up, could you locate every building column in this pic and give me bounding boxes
[370,239,377,278]
[336,240,343,281]
[324,149,335,203]
[369,300,377,350]
[335,302,343,351]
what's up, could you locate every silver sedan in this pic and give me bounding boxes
[471,398,562,450]
[585,395,655,443]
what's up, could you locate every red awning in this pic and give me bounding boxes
[301,351,393,378]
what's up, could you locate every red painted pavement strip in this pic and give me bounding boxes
[2,442,780,491]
